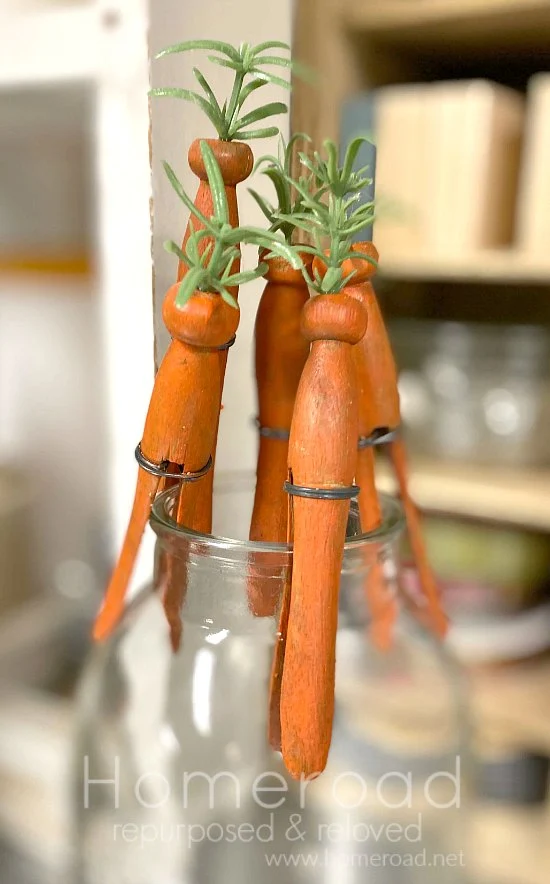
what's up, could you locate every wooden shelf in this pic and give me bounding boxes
[379,251,550,285]
[376,458,550,530]
[0,6,100,88]
[343,0,550,49]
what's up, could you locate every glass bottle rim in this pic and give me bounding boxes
[150,470,404,559]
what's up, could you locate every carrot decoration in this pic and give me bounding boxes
[161,143,299,537]
[246,252,312,618]
[250,251,312,545]
[164,144,252,535]
[268,139,378,778]
[148,139,252,646]
[177,138,253,288]
[152,40,294,285]
[177,141,252,531]
[152,40,296,533]
[243,136,315,616]
[248,135,314,545]
[93,281,239,643]
[162,144,298,648]
[345,244,400,432]
[280,292,367,779]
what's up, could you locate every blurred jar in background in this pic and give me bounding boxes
[391,320,550,466]
[73,476,467,884]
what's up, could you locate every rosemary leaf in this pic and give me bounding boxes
[253,40,291,54]
[151,88,223,133]
[208,56,241,71]
[219,288,239,309]
[200,141,229,224]
[237,78,267,109]
[156,39,240,61]
[193,68,223,120]
[250,71,293,90]
[232,101,288,134]
[164,240,186,262]
[233,126,281,140]
[225,267,266,286]
[175,266,206,308]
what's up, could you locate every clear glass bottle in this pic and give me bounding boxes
[72,474,467,884]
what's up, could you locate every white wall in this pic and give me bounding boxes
[150,0,293,475]
[0,84,108,601]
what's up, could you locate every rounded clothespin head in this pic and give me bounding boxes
[312,242,378,291]
[259,246,313,285]
[301,293,367,344]
[188,138,254,186]
[340,241,379,283]
[162,283,240,348]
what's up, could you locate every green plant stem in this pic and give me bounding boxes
[328,195,342,269]
[226,71,245,136]
[208,237,224,275]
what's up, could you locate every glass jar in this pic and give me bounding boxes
[391,319,550,466]
[72,474,467,884]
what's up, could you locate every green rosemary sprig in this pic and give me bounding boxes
[248,133,316,244]
[275,137,377,293]
[166,227,262,309]
[163,140,303,308]
[151,40,295,141]
[301,137,373,197]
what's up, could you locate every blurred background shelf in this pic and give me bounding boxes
[343,0,550,46]
[377,459,550,531]
[379,252,550,285]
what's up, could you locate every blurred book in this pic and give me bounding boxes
[516,74,550,257]
[370,83,432,256]
[425,80,523,255]
[342,80,524,258]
